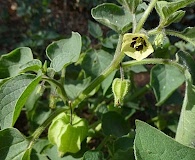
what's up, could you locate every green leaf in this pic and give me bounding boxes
[102,111,129,137]
[0,47,33,79]
[0,74,41,129]
[91,3,132,33]
[45,146,82,160]
[19,59,42,73]
[81,49,113,78]
[88,20,103,38]
[83,151,105,160]
[164,10,185,26]
[0,128,29,160]
[166,27,195,47]
[46,32,82,72]
[175,71,195,147]
[64,77,91,100]
[134,120,195,160]
[150,64,185,106]
[48,113,88,156]
[177,50,195,84]
[155,0,194,22]
[112,135,134,160]
[101,71,116,95]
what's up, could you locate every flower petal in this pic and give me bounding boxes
[121,33,154,61]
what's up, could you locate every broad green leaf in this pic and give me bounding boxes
[91,3,132,33]
[155,0,194,21]
[0,128,29,160]
[0,47,33,79]
[134,120,195,160]
[83,151,105,160]
[19,59,42,73]
[177,50,195,84]
[46,32,81,72]
[88,20,103,39]
[175,71,195,147]
[150,64,185,106]
[0,74,41,129]
[102,111,129,137]
[81,49,113,78]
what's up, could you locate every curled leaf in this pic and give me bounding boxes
[121,33,154,60]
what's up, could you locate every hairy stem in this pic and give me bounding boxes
[135,0,158,33]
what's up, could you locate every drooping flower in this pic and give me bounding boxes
[121,33,154,61]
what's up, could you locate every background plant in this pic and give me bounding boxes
[0,0,195,160]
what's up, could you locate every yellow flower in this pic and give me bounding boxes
[121,33,154,61]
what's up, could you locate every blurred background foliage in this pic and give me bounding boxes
[1,0,194,57]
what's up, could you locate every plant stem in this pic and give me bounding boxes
[122,58,185,73]
[42,76,68,104]
[134,0,158,33]
[71,34,125,109]
[28,107,67,149]
[165,29,195,46]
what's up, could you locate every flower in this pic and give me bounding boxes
[121,33,154,61]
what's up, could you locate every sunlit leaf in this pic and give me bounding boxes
[0,74,41,129]
[91,3,132,33]
[46,32,81,72]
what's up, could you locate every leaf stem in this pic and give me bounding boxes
[122,58,185,73]
[134,0,158,33]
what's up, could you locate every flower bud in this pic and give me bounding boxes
[112,78,130,106]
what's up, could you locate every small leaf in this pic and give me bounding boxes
[83,151,105,160]
[0,74,41,129]
[0,128,29,160]
[164,10,185,26]
[155,0,194,22]
[150,64,185,106]
[91,3,132,33]
[81,49,113,78]
[102,111,129,137]
[134,120,195,160]
[46,32,82,72]
[0,47,33,79]
[88,20,103,38]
